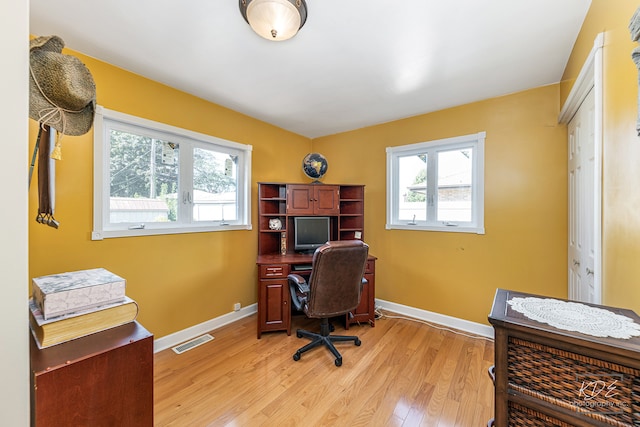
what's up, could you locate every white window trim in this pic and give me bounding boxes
[386,131,485,234]
[92,106,252,240]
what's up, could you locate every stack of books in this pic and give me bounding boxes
[29,268,139,349]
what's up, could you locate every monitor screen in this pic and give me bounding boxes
[294,216,330,252]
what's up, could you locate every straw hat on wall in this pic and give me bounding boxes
[29,35,96,137]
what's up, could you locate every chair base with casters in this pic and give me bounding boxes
[293,318,361,367]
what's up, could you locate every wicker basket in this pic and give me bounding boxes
[508,401,578,427]
[507,336,640,426]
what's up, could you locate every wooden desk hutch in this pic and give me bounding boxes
[256,182,376,338]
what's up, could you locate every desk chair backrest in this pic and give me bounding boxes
[305,240,369,319]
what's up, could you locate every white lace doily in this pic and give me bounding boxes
[507,297,640,339]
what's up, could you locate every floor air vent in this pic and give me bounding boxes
[172,334,214,354]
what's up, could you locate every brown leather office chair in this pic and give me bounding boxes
[288,240,369,367]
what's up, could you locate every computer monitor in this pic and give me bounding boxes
[294,216,330,253]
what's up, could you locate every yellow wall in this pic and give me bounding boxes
[33,0,636,339]
[29,49,570,335]
[29,49,312,338]
[561,0,640,313]
[315,84,568,324]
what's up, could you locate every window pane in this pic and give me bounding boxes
[109,130,179,224]
[398,154,427,222]
[192,147,237,222]
[94,107,253,239]
[437,148,472,222]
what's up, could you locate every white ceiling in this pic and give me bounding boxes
[29,0,592,139]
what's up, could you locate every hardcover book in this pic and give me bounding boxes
[32,268,126,320]
[29,296,138,349]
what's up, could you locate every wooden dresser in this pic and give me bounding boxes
[30,321,153,426]
[488,288,640,427]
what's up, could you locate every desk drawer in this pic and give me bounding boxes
[365,259,375,274]
[260,264,289,278]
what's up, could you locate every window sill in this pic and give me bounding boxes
[91,224,252,240]
[385,223,485,235]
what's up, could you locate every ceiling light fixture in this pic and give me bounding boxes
[239,0,308,41]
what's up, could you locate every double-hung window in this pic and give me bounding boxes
[92,106,252,240]
[386,132,485,234]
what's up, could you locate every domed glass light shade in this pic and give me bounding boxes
[239,0,308,41]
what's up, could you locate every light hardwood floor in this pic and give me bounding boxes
[154,311,495,426]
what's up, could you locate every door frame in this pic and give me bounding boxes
[559,33,604,304]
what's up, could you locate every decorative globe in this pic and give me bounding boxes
[302,153,328,182]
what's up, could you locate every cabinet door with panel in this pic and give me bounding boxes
[257,264,291,338]
[347,258,376,328]
[286,184,339,216]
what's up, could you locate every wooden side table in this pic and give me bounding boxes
[488,288,640,427]
[30,321,153,426]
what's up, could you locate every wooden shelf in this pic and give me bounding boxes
[258,183,366,257]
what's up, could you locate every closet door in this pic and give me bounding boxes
[568,88,596,303]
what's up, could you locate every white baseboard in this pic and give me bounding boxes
[375,299,494,339]
[153,299,493,353]
[153,303,258,353]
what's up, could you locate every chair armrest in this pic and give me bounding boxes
[288,274,310,294]
[288,274,310,311]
